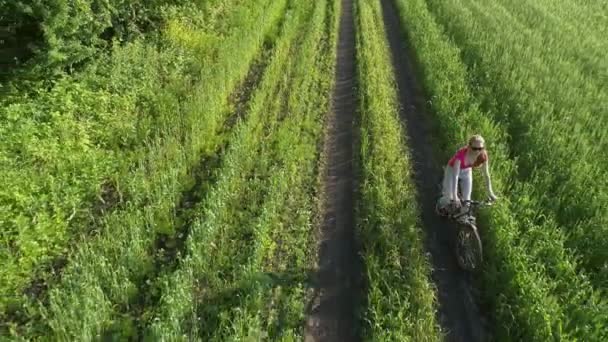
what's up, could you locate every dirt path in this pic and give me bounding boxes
[304,0,361,340]
[379,0,487,341]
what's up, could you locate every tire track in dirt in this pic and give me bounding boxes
[379,0,487,341]
[304,0,362,340]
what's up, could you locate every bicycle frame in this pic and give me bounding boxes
[450,201,482,226]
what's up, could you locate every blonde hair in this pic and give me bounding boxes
[468,134,485,148]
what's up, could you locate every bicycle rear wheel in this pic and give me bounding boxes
[455,224,483,271]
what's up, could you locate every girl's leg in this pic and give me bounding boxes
[437,166,452,215]
[460,168,473,201]
[442,166,454,199]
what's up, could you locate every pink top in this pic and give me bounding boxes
[448,147,488,169]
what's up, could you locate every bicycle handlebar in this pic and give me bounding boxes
[450,199,493,220]
[462,199,495,207]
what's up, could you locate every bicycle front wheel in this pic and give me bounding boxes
[455,224,483,271]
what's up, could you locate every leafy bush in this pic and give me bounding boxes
[0,0,186,71]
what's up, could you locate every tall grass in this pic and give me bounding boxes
[425,0,608,289]
[393,0,608,339]
[354,0,442,340]
[144,0,321,339]
[493,0,607,84]
[1,0,289,339]
[0,0,246,318]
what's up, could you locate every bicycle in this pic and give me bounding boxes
[436,198,494,271]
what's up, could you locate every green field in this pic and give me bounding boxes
[1,0,607,340]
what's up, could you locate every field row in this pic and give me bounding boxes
[355,0,442,340]
[146,0,336,339]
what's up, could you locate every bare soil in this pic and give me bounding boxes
[379,0,488,341]
[304,0,362,340]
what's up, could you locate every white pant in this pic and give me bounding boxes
[442,166,472,201]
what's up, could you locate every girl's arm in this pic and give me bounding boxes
[482,160,497,200]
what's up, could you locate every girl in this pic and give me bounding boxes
[439,135,497,212]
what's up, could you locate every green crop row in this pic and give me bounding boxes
[143,0,325,340]
[354,0,442,340]
[425,0,608,288]
[1,0,289,339]
[193,1,338,339]
[393,0,607,340]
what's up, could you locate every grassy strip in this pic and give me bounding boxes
[554,0,608,38]
[354,0,442,340]
[211,0,337,339]
[493,0,607,83]
[2,0,290,340]
[426,0,608,289]
[456,0,608,154]
[0,0,241,316]
[393,0,607,340]
[144,1,319,339]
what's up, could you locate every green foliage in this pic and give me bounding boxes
[0,0,188,72]
[1,0,290,339]
[32,0,292,339]
[0,38,179,320]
